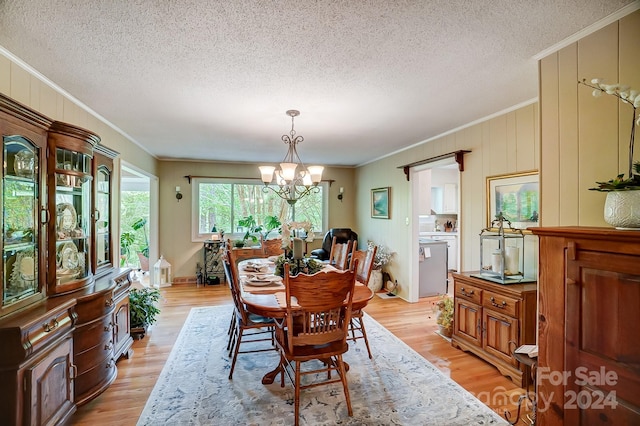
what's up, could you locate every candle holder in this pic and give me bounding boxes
[473,213,534,284]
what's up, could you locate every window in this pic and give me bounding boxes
[192,178,327,241]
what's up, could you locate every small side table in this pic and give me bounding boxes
[203,240,225,285]
[505,345,537,425]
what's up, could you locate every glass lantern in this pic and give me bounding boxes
[153,255,172,287]
[473,213,534,284]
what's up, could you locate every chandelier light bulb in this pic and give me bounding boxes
[307,166,324,184]
[280,162,298,181]
[259,166,275,184]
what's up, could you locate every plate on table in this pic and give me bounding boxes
[247,276,281,286]
[56,203,77,232]
[243,265,268,273]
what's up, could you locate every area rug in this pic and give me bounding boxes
[137,305,507,425]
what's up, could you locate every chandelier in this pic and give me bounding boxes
[258,110,324,205]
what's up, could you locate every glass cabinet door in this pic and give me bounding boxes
[95,165,111,271]
[3,136,39,307]
[54,147,92,288]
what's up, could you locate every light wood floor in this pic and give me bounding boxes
[72,283,531,425]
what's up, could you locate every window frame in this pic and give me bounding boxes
[190,177,328,242]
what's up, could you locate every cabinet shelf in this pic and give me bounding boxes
[3,241,35,252]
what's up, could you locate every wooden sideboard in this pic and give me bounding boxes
[0,269,132,425]
[531,227,640,425]
[451,272,537,387]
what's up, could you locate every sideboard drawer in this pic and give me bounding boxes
[482,290,519,317]
[455,281,482,305]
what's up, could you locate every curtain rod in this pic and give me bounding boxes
[397,150,471,181]
[184,175,335,186]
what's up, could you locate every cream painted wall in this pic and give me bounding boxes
[0,53,158,176]
[539,10,640,226]
[355,103,540,301]
[0,50,159,279]
[158,160,356,278]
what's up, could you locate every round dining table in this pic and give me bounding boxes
[238,258,374,384]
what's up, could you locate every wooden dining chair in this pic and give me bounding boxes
[275,262,358,426]
[227,238,268,279]
[328,236,355,270]
[222,254,276,380]
[348,244,377,359]
[221,248,237,348]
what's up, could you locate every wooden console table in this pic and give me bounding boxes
[451,272,537,387]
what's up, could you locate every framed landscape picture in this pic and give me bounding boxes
[486,171,539,230]
[371,187,390,219]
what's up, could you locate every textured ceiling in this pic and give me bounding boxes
[0,1,635,166]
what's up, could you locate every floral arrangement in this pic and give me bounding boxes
[579,78,640,191]
[369,242,394,270]
[280,221,314,248]
[274,254,323,277]
[433,295,454,329]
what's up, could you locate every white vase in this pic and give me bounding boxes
[368,269,383,292]
[604,191,640,229]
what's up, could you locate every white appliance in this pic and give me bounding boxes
[418,239,448,297]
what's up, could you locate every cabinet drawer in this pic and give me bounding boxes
[74,289,116,323]
[113,272,131,300]
[25,308,75,358]
[455,281,482,304]
[482,290,519,317]
[74,352,117,403]
[75,338,114,374]
[74,314,113,353]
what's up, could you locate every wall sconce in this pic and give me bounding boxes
[337,187,344,202]
[176,186,183,202]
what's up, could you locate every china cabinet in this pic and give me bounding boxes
[1,101,48,319]
[531,227,640,425]
[93,146,117,277]
[47,122,100,296]
[451,272,537,387]
[0,93,132,424]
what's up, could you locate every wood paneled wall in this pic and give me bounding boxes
[355,102,539,300]
[539,10,640,227]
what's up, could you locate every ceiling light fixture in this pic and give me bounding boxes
[258,110,324,205]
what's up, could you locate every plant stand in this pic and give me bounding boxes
[131,326,147,340]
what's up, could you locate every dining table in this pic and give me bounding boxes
[237,257,374,384]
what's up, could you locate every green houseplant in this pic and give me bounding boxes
[580,78,640,228]
[434,295,454,338]
[131,217,149,257]
[261,215,282,239]
[237,215,261,244]
[120,231,135,267]
[129,287,161,338]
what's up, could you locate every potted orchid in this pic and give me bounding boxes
[368,242,394,292]
[579,78,640,228]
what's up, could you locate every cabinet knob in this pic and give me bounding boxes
[70,364,78,379]
[104,322,114,332]
[104,343,113,351]
[105,298,114,307]
[460,287,474,297]
[490,296,507,309]
[42,318,59,332]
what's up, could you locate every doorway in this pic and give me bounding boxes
[120,162,159,283]
[409,158,460,302]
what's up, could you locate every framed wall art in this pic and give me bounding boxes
[371,187,390,219]
[486,171,539,229]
